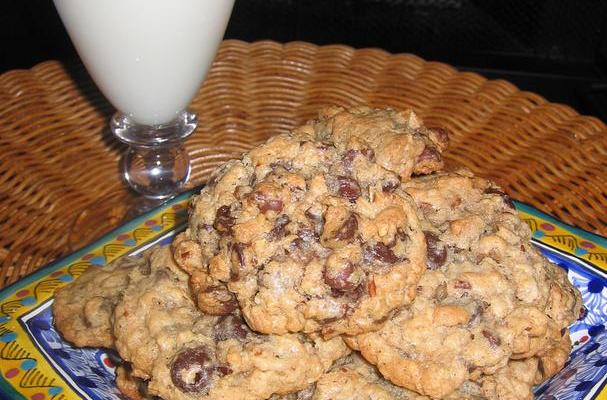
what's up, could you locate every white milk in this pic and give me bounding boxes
[54,0,234,125]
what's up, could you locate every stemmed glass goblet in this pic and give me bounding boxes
[54,0,235,201]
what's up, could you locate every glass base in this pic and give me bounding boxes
[111,111,195,199]
[122,145,191,200]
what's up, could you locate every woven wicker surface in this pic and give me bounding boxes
[0,40,605,288]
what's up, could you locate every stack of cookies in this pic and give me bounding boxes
[53,107,582,400]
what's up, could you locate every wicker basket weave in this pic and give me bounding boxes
[0,40,605,288]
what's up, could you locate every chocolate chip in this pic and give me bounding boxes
[482,330,501,348]
[333,214,358,242]
[202,286,238,316]
[214,315,250,342]
[483,187,515,209]
[454,280,472,289]
[363,242,400,264]
[396,227,408,241]
[416,146,441,163]
[215,364,233,376]
[503,196,515,209]
[342,149,358,171]
[342,149,375,171]
[324,262,360,292]
[198,223,213,232]
[336,176,361,203]
[213,205,235,236]
[268,215,290,240]
[484,187,506,196]
[424,231,447,269]
[429,127,450,144]
[560,327,568,337]
[331,283,366,302]
[251,192,284,213]
[360,148,375,160]
[230,243,247,281]
[269,160,293,171]
[171,347,215,393]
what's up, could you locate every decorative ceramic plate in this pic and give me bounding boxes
[0,192,605,400]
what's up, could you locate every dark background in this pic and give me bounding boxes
[2,0,607,121]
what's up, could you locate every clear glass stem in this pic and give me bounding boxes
[111,111,196,199]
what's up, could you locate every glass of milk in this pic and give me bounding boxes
[54,0,235,199]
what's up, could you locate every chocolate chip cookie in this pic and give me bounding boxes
[52,255,147,348]
[275,353,486,400]
[293,106,449,180]
[311,354,428,400]
[347,170,581,399]
[113,246,349,400]
[174,107,442,336]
